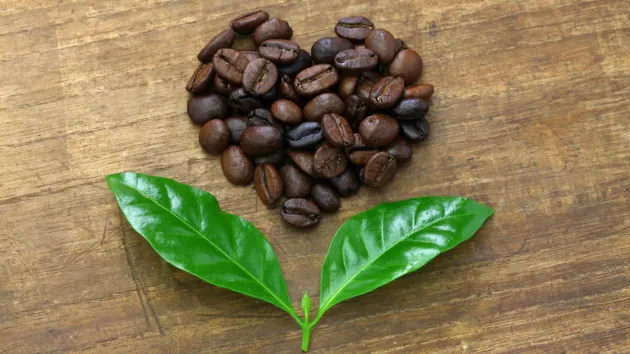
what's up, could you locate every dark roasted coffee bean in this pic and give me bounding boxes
[247,109,283,132]
[328,168,360,197]
[228,88,263,114]
[365,29,397,64]
[287,150,316,176]
[388,49,423,84]
[279,164,311,198]
[338,74,358,99]
[335,16,375,42]
[280,198,321,228]
[254,149,286,167]
[285,122,323,149]
[277,50,312,78]
[259,39,300,64]
[198,29,236,63]
[279,75,303,104]
[363,152,396,187]
[345,95,368,123]
[230,10,269,35]
[260,85,278,102]
[294,64,339,96]
[395,38,409,53]
[355,71,382,101]
[187,94,229,125]
[391,98,429,120]
[221,145,253,185]
[314,143,347,178]
[345,132,377,165]
[213,48,250,84]
[213,75,238,96]
[271,99,302,124]
[334,48,378,72]
[240,125,283,156]
[403,83,434,100]
[322,113,354,147]
[199,119,229,154]
[231,35,257,51]
[253,164,283,205]
[303,93,345,122]
[253,18,293,46]
[186,63,214,94]
[385,136,413,163]
[399,117,430,142]
[240,50,261,62]
[242,58,277,96]
[225,116,248,144]
[311,184,340,212]
[369,76,404,109]
[359,114,399,147]
[311,37,355,64]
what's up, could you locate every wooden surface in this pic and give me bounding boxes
[1,0,629,352]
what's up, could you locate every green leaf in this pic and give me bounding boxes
[106,172,300,323]
[301,292,311,322]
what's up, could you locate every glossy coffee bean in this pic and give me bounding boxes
[388,49,423,84]
[198,29,236,63]
[385,137,413,163]
[311,184,340,212]
[228,88,263,114]
[303,93,345,122]
[363,152,396,187]
[213,75,238,95]
[403,83,434,100]
[213,48,250,84]
[259,39,300,64]
[359,114,399,147]
[187,94,229,125]
[260,85,278,103]
[345,95,368,123]
[285,122,323,149]
[334,48,378,72]
[311,37,355,64]
[322,113,354,147]
[280,198,321,228]
[199,119,229,154]
[355,71,382,101]
[230,10,269,35]
[294,64,339,96]
[221,145,253,185]
[254,149,286,167]
[279,75,303,104]
[253,18,293,46]
[186,63,214,94]
[247,109,283,132]
[334,16,375,42]
[277,50,312,78]
[240,125,283,156]
[279,164,311,198]
[225,116,248,144]
[328,168,360,197]
[271,99,302,124]
[391,98,429,120]
[230,34,258,51]
[253,164,283,205]
[240,50,261,62]
[369,76,404,109]
[395,38,409,53]
[400,118,430,142]
[345,133,377,165]
[287,150,316,176]
[242,58,277,96]
[338,74,358,99]
[365,29,397,64]
[314,143,347,178]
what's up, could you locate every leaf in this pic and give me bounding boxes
[301,292,311,322]
[106,172,300,322]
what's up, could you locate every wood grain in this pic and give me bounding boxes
[1,0,629,352]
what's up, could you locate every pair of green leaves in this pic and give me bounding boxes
[107,172,494,351]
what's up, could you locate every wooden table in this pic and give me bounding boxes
[1,0,629,352]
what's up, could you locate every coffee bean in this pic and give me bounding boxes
[338,74,358,99]
[355,71,382,101]
[303,93,345,122]
[231,35,258,51]
[260,85,278,102]
[228,88,263,114]
[230,10,269,35]
[198,29,236,63]
[399,117,430,142]
[259,39,300,64]
[186,63,214,94]
[365,29,397,64]
[277,50,312,78]
[242,58,278,96]
[213,48,250,84]
[287,150,316,176]
[363,152,396,187]
[279,164,311,198]
[311,184,340,212]
[369,76,404,109]
[285,122,323,149]
[187,94,229,125]
[240,50,261,62]
[314,143,347,178]
[345,95,368,123]
[225,116,248,144]
[328,168,360,197]
[388,49,423,84]
[294,64,339,96]
[271,99,302,124]
[334,48,378,72]
[391,98,429,120]
[334,16,375,42]
[403,83,434,100]
[221,145,254,185]
[247,108,284,132]
[322,113,354,147]
[359,114,399,147]
[395,38,409,53]
[254,149,286,167]
[199,119,229,154]
[253,18,293,46]
[278,75,303,104]
[213,75,238,96]
[253,164,283,205]
[311,37,355,64]
[280,198,321,228]
[384,136,413,163]
[240,125,283,156]
[345,133,377,165]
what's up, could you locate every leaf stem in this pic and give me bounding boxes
[301,322,312,352]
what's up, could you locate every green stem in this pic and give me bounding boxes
[301,324,312,352]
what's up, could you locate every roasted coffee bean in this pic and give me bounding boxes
[213,48,250,84]
[285,122,323,149]
[187,94,229,125]
[334,48,378,72]
[294,64,339,96]
[359,114,399,147]
[388,49,423,84]
[271,99,302,124]
[259,39,300,64]
[303,93,345,122]
[328,168,360,197]
[287,150,316,176]
[242,58,278,96]
[395,38,409,53]
[334,16,375,42]
[314,143,347,178]
[277,50,312,78]
[198,29,236,63]
[345,133,377,165]
[186,63,214,93]
[322,113,354,147]
[240,50,261,62]
[213,75,238,95]
[385,136,413,163]
[247,109,283,132]
[279,75,303,104]
[225,116,248,144]
[231,34,258,51]
[230,10,269,35]
[240,125,283,156]
[365,29,397,64]
[399,117,430,142]
[199,119,229,154]
[369,76,404,109]
[338,74,358,99]
[260,85,278,102]
[403,83,434,100]
[253,164,283,205]
[345,95,368,123]
[228,88,263,114]
[221,145,253,185]
[254,149,286,167]
[253,18,293,46]
[280,198,321,228]
[363,152,396,187]
[311,37,355,64]
[279,164,311,198]
[355,71,382,101]
[391,98,429,120]
[311,184,340,212]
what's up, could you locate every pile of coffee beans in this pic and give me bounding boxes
[186,10,434,228]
